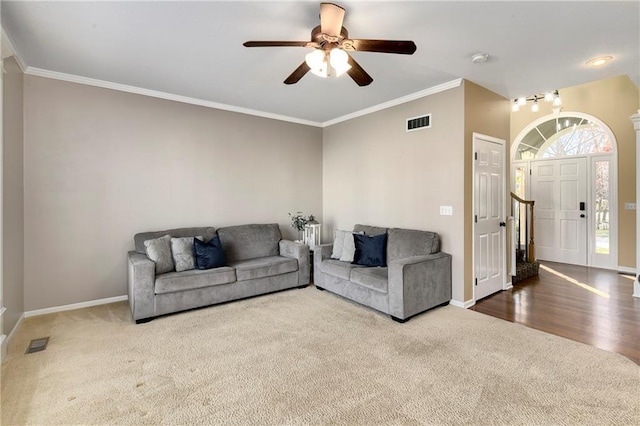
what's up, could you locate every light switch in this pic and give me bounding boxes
[440,206,453,216]
[624,203,636,210]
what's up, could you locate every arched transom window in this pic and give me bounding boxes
[515,116,613,160]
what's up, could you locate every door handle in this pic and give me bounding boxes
[499,221,506,227]
[580,214,586,218]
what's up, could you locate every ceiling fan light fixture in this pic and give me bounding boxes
[329,48,351,77]
[305,49,328,78]
[244,2,414,86]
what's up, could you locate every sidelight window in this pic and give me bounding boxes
[594,160,610,255]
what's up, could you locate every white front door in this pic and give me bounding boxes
[531,157,588,265]
[474,135,505,301]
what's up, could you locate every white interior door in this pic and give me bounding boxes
[531,158,587,265]
[474,136,505,301]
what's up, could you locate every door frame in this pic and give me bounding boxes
[510,112,618,270]
[472,132,509,303]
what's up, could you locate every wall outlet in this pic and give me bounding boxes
[625,203,636,210]
[440,206,453,216]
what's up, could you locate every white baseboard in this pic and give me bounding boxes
[450,299,476,309]
[24,295,128,318]
[618,266,637,275]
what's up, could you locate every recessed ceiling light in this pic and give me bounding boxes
[586,56,613,67]
[471,53,489,64]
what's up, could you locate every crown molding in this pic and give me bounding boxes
[24,67,324,128]
[23,65,462,129]
[1,27,27,72]
[322,78,463,127]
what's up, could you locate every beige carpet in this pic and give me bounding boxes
[2,286,638,425]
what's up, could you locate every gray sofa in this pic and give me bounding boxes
[314,224,452,322]
[128,224,309,323]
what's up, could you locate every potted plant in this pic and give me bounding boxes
[288,212,308,242]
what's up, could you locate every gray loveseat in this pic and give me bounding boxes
[128,224,309,323]
[314,224,451,322]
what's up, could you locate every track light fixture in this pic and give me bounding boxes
[512,90,561,112]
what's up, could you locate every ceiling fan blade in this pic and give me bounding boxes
[346,55,373,86]
[284,62,311,84]
[320,3,345,37]
[243,41,309,48]
[349,39,417,55]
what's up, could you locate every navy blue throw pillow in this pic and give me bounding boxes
[353,233,387,267]
[193,236,226,270]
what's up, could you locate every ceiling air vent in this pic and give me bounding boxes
[406,114,431,132]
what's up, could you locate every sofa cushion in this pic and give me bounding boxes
[353,224,388,237]
[144,235,174,274]
[319,259,366,280]
[194,236,226,270]
[350,267,389,294]
[155,267,236,294]
[171,236,202,272]
[353,233,387,267]
[230,256,298,282]
[387,228,440,263]
[217,224,281,263]
[135,227,216,254]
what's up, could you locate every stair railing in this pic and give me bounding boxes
[510,192,535,263]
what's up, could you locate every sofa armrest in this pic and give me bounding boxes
[388,252,452,320]
[313,243,333,263]
[128,251,156,321]
[313,243,333,270]
[279,240,310,285]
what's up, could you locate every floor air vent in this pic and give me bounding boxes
[26,337,50,354]
[406,114,431,132]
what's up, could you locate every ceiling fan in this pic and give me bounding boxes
[243,2,417,86]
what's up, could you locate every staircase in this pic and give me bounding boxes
[514,250,540,283]
[511,192,539,283]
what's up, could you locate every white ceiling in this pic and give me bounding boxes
[3,1,639,126]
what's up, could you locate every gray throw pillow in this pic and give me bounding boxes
[331,230,365,260]
[171,236,202,272]
[339,231,364,262]
[144,235,174,274]
[331,229,349,259]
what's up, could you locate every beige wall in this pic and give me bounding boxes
[463,81,510,302]
[23,76,323,311]
[323,86,467,302]
[19,73,633,313]
[2,57,24,334]
[510,75,639,269]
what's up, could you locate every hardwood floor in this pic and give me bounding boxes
[471,261,640,365]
